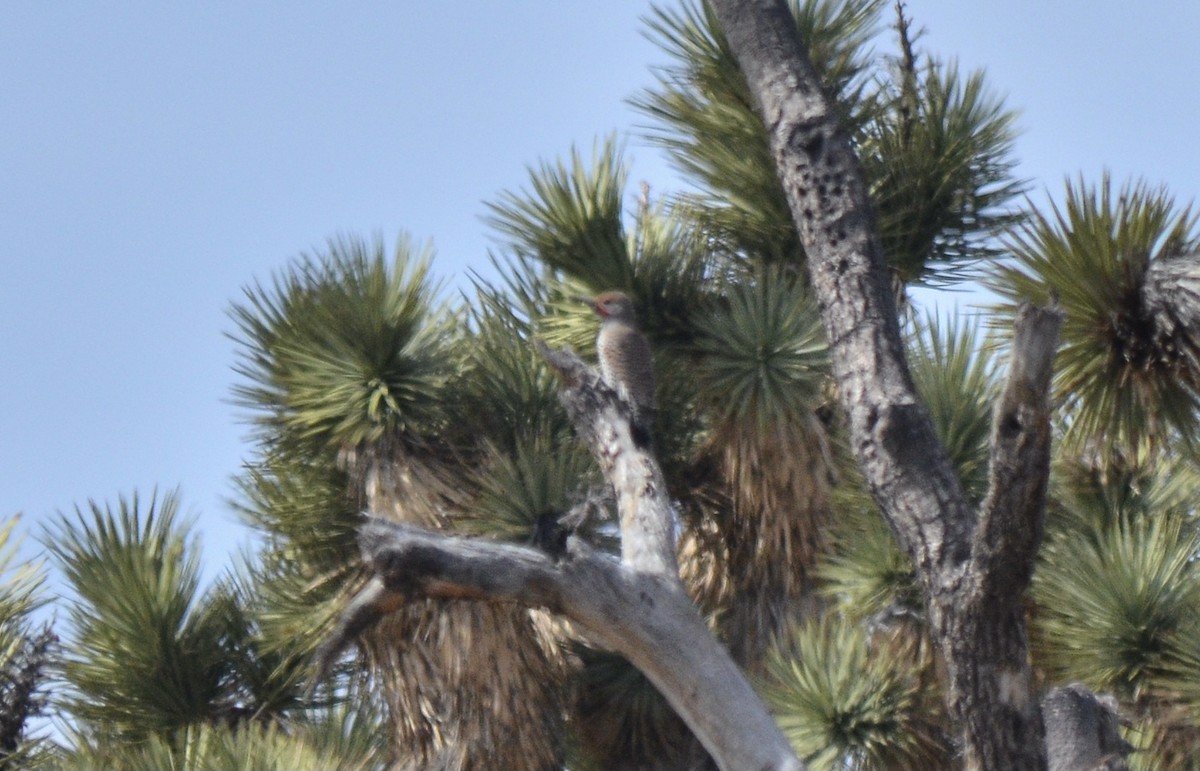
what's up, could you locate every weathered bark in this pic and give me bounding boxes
[536,342,677,577]
[318,346,804,771]
[1042,684,1133,771]
[706,1,1062,769]
[1142,250,1200,379]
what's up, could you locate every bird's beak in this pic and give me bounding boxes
[570,294,595,307]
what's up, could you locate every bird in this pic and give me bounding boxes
[578,291,656,442]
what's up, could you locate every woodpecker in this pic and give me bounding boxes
[579,291,656,442]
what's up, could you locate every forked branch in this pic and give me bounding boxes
[315,345,804,771]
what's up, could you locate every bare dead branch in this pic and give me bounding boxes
[535,340,676,576]
[315,345,805,771]
[974,301,1063,592]
[1144,251,1200,376]
[314,518,801,770]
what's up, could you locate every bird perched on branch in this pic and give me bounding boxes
[577,291,656,444]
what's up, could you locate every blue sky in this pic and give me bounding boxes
[3,1,1199,588]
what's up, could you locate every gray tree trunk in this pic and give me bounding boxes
[705,1,1062,769]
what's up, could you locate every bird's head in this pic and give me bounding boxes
[578,291,636,321]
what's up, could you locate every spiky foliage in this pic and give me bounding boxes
[636,0,1022,285]
[691,270,828,430]
[1152,627,1200,768]
[761,616,950,770]
[207,576,317,724]
[230,234,458,458]
[223,233,395,742]
[52,700,386,771]
[820,464,924,667]
[486,140,634,367]
[636,0,882,265]
[1033,511,1200,698]
[233,453,361,667]
[449,282,573,454]
[1031,452,1200,764]
[41,490,360,767]
[0,519,44,653]
[230,232,570,770]
[688,271,834,664]
[1121,718,1200,771]
[1046,450,1200,541]
[862,61,1023,285]
[0,517,52,771]
[46,491,230,740]
[226,453,379,749]
[487,139,633,294]
[0,625,54,771]
[458,439,600,545]
[989,175,1200,454]
[485,139,713,360]
[819,499,920,627]
[907,312,999,501]
[455,272,611,548]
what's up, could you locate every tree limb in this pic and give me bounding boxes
[316,347,804,771]
[706,0,972,583]
[1143,251,1200,374]
[975,301,1063,593]
[536,340,677,577]
[707,1,1060,768]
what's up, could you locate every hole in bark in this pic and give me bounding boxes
[801,132,825,159]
